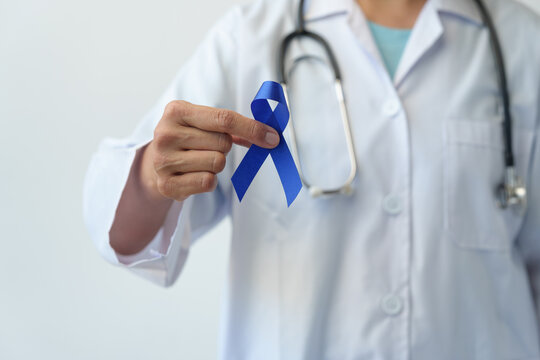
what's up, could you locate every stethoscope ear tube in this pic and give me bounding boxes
[278,0,342,85]
[278,30,342,85]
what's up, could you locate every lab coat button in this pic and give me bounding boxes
[382,100,401,117]
[381,294,403,316]
[382,194,403,215]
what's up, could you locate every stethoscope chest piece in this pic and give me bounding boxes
[497,167,527,211]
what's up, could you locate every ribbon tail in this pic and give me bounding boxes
[231,145,270,202]
[270,136,303,207]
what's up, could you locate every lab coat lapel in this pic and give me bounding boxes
[394,0,444,87]
[347,3,386,72]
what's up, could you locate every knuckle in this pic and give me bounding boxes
[164,100,189,120]
[152,146,174,172]
[153,123,164,140]
[177,129,195,146]
[212,152,226,173]
[163,101,179,118]
[249,121,264,142]
[218,133,233,153]
[153,128,175,150]
[156,176,175,198]
[216,109,235,132]
[173,156,188,172]
[199,173,217,192]
[151,150,168,170]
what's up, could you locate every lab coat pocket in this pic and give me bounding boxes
[444,120,534,251]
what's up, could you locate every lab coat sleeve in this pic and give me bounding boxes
[519,96,540,331]
[83,7,240,287]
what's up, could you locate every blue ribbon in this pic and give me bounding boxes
[231,81,302,207]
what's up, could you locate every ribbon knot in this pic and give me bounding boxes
[231,81,302,207]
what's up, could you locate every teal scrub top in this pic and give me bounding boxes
[367,21,412,79]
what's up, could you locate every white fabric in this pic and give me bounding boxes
[83,0,540,358]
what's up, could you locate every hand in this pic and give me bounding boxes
[141,100,280,202]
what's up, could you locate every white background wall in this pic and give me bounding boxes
[0,0,244,359]
[1,0,539,359]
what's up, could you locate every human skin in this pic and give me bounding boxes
[110,102,279,255]
[109,0,427,256]
[357,0,426,29]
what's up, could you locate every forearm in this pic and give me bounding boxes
[110,142,174,255]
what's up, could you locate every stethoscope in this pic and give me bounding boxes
[278,0,527,210]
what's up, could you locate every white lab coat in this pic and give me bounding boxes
[84,0,540,358]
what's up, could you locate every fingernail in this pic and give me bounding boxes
[265,131,279,146]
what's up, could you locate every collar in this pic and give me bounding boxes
[303,0,351,22]
[303,0,483,25]
[433,0,483,25]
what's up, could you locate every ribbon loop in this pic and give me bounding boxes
[231,81,302,207]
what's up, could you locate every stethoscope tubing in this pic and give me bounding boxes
[278,0,525,208]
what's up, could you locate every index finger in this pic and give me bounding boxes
[173,101,280,149]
